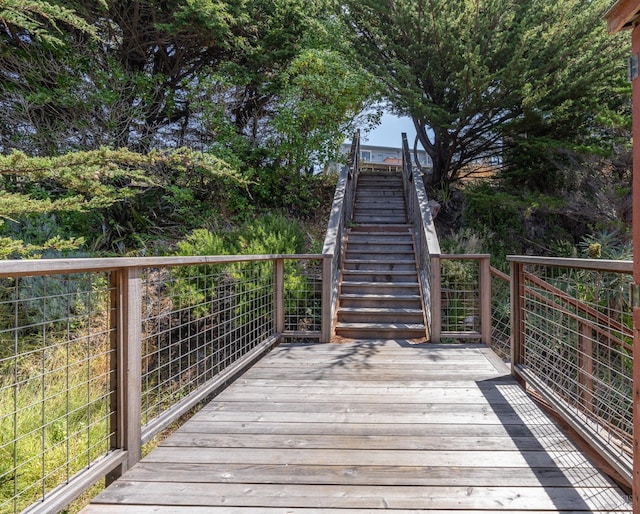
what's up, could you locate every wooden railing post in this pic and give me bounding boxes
[105,268,142,484]
[431,256,441,343]
[274,259,285,335]
[479,256,492,346]
[107,271,120,484]
[321,255,332,343]
[510,260,524,377]
[108,267,142,480]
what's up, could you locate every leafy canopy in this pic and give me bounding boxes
[339,0,629,189]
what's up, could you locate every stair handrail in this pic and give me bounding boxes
[401,132,441,334]
[322,130,360,337]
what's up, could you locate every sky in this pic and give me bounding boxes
[360,111,416,148]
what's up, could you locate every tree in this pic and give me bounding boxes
[0,0,340,156]
[339,0,629,189]
[271,48,379,172]
[0,0,100,46]
[0,146,242,255]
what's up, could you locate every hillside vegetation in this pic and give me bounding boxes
[0,3,632,512]
[0,0,632,263]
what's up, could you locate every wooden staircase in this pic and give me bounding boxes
[335,171,427,340]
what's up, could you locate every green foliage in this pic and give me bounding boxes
[578,230,632,261]
[272,48,379,172]
[0,340,111,512]
[440,227,492,256]
[461,182,524,264]
[173,214,309,320]
[176,229,229,258]
[340,0,629,189]
[0,0,365,169]
[176,214,306,258]
[0,147,243,256]
[235,214,305,256]
[249,168,337,219]
[0,0,102,47]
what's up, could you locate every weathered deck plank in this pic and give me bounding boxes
[83,340,632,513]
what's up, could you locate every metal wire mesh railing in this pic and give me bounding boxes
[0,254,328,513]
[510,256,633,484]
[490,266,511,360]
[440,257,481,335]
[0,272,116,514]
[139,261,276,431]
[283,258,324,338]
[432,255,491,343]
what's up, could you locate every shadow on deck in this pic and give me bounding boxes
[82,340,631,513]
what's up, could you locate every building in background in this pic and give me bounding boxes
[324,143,433,174]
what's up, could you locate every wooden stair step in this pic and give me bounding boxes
[356,190,404,194]
[353,217,407,224]
[336,322,425,330]
[337,307,425,324]
[339,293,422,299]
[340,284,420,296]
[345,249,415,256]
[339,293,423,309]
[341,270,418,281]
[346,244,415,253]
[346,234,414,242]
[348,225,411,232]
[343,261,417,272]
[335,322,427,339]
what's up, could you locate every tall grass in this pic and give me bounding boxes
[0,273,113,514]
[0,336,112,513]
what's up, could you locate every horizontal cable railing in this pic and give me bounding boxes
[509,255,633,486]
[0,254,327,514]
[490,266,511,361]
[322,131,360,339]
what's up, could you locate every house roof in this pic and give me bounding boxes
[605,0,640,34]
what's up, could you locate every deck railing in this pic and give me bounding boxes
[0,254,328,514]
[490,266,512,361]
[432,254,492,343]
[322,131,360,337]
[509,255,633,486]
[401,133,492,343]
[401,133,439,337]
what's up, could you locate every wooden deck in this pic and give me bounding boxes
[82,340,632,513]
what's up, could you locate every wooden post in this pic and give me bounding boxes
[510,260,524,378]
[109,267,142,478]
[479,256,492,346]
[106,272,120,484]
[321,256,332,343]
[274,259,285,335]
[632,22,640,509]
[430,256,441,343]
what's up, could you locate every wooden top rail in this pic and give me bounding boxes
[439,254,490,260]
[322,160,350,256]
[412,167,442,256]
[508,255,633,273]
[322,130,359,257]
[490,266,510,282]
[0,254,327,278]
[401,132,441,257]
